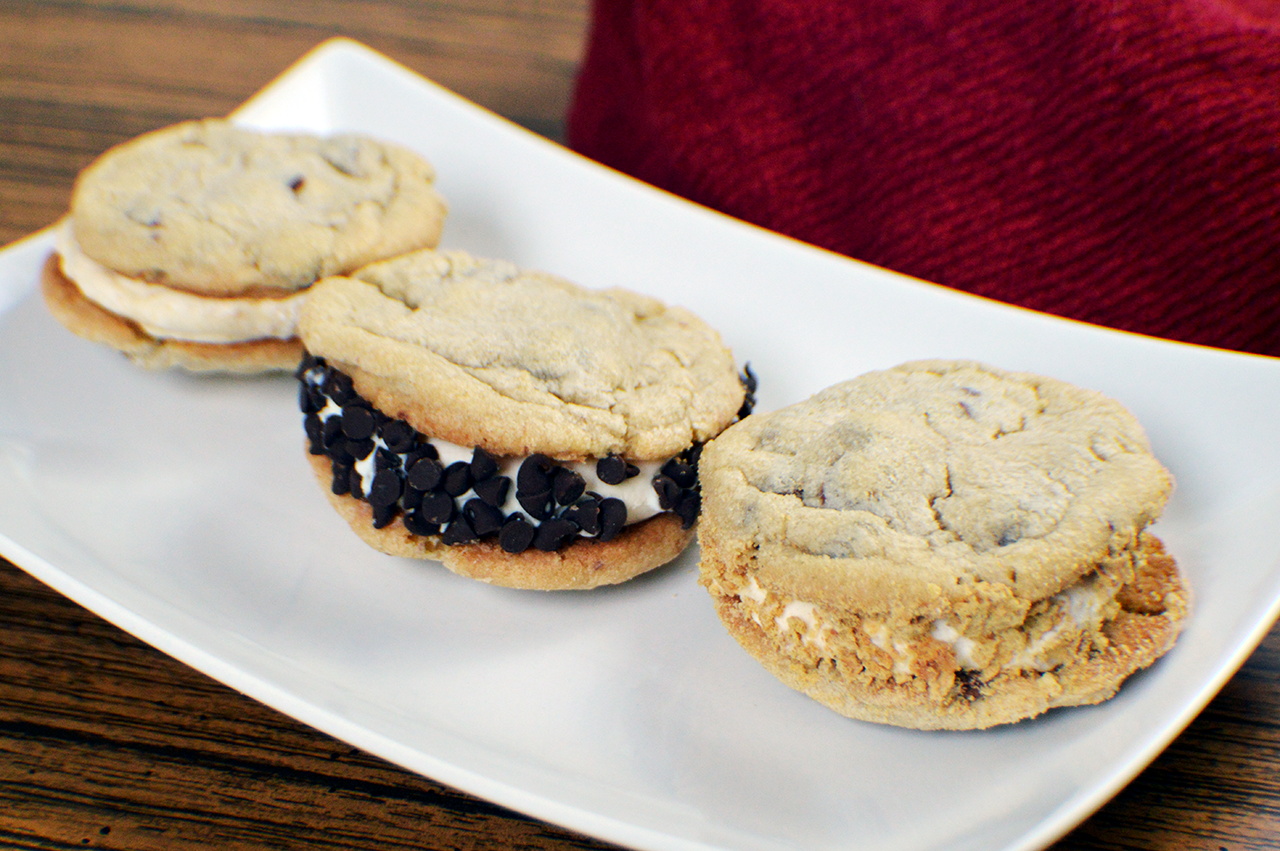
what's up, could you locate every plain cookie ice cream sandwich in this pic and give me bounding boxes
[42,118,448,372]
[296,248,753,590]
[698,359,1188,729]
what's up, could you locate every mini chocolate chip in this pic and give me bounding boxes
[738,363,758,419]
[295,352,319,379]
[402,510,440,538]
[534,518,578,551]
[686,443,703,470]
[301,378,324,404]
[325,370,356,405]
[321,416,344,450]
[305,414,324,454]
[499,516,536,554]
[381,420,417,453]
[329,442,355,465]
[517,454,555,494]
[464,499,504,537]
[348,467,365,500]
[661,459,697,490]
[954,670,983,702]
[330,460,352,495]
[371,503,397,529]
[470,447,499,482]
[298,382,321,414]
[552,467,586,505]
[341,405,375,440]
[516,488,553,521]
[598,497,627,542]
[407,457,444,492]
[367,469,403,508]
[676,491,701,529]
[402,446,432,470]
[345,438,375,462]
[374,447,401,472]
[418,491,456,525]
[596,455,628,485]
[653,474,681,510]
[561,498,601,536]
[473,475,511,508]
[996,528,1020,547]
[401,484,425,513]
[442,516,477,545]
[443,461,473,497]
[288,174,306,193]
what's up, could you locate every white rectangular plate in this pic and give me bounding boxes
[3,38,1279,851]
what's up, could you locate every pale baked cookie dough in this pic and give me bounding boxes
[43,118,448,372]
[698,360,1189,729]
[297,248,753,590]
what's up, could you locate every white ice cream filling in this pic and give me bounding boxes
[54,218,304,343]
[350,425,666,527]
[302,360,700,547]
[732,570,1121,678]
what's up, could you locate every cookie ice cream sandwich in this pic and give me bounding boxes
[296,248,752,590]
[698,360,1188,729]
[42,118,447,372]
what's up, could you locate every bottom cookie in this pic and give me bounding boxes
[40,254,303,373]
[307,452,696,590]
[700,531,1189,729]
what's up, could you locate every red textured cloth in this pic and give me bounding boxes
[567,0,1280,356]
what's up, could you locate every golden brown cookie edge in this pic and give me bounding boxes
[698,526,1189,730]
[40,253,303,373]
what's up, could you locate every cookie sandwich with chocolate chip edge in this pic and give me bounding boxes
[296,247,754,590]
[698,359,1189,730]
[42,118,448,372]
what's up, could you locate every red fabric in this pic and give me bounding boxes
[567,0,1280,356]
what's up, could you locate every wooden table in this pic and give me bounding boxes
[2,2,1277,848]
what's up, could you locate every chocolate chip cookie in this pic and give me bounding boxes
[698,360,1188,729]
[42,118,447,372]
[297,248,753,589]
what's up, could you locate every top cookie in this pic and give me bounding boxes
[702,360,1173,609]
[69,119,448,296]
[298,248,744,460]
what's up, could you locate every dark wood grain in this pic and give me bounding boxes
[0,0,585,245]
[0,557,616,850]
[2,2,1279,849]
